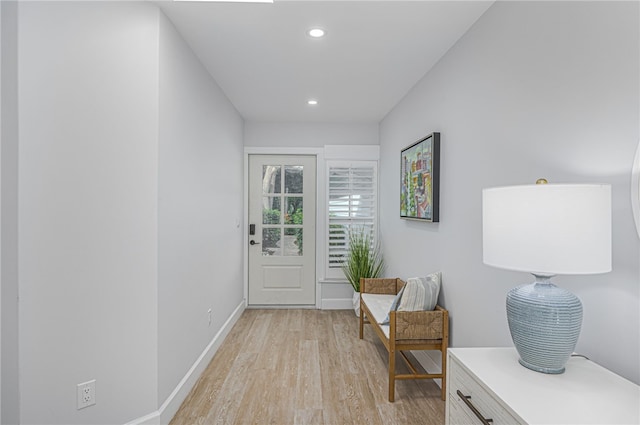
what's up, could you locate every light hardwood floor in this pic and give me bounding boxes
[169,309,445,425]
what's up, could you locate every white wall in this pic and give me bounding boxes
[379,1,640,384]
[18,3,160,423]
[14,3,246,423]
[158,10,244,408]
[244,121,378,147]
[1,1,18,422]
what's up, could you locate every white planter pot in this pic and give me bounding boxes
[353,291,360,317]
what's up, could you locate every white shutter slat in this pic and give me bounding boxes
[327,161,378,271]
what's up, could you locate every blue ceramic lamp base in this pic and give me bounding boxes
[506,274,583,374]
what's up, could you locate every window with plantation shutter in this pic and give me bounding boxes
[326,160,378,279]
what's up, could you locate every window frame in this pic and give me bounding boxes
[325,159,379,280]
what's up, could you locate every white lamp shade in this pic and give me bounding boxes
[483,184,612,275]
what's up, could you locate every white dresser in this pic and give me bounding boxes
[446,347,640,425]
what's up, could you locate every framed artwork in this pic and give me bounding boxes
[400,132,440,222]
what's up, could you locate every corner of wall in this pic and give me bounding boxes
[125,301,245,425]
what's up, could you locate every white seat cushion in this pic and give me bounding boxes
[361,293,395,339]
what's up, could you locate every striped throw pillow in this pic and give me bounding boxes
[397,272,441,312]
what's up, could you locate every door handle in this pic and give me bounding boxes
[249,240,260,246]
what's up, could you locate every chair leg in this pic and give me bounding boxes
[388,348,396,402]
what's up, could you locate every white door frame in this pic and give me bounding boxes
[244,147,325,309]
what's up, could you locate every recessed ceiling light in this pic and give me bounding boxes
[307,28,326,38]
[307,99,318,106]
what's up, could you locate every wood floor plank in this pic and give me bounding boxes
[258,311,289,371]
[267,324,299,424]
[232,368,274,425]
[287,309,304,331]
[294,408,324,425]
[318,320,353,425]
[343,372,384,425]
[242,311,273,356]
[169,309,445,425]
[205,352,258,425]
[295,340,323,410]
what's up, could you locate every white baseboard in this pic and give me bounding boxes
[124,300,246,425]
[321,298,353,310]
[124,411,160,425]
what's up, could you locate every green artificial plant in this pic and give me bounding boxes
[342,226,384,292]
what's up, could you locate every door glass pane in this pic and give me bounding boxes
[284,166,303,194]
[284,228,303,256]
[262,166,281,194]
[284,196,303,225]
[262,197,281,224]
[258,164,306,257]
[262,228,281,256]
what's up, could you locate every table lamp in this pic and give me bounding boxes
[482,180,612,374]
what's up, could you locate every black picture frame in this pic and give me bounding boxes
[400,132,440,222]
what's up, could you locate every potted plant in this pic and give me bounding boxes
[342,226,384,316]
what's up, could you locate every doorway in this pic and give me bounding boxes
[247,155,316,305]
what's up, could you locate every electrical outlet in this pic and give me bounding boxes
[208,308,212,326]
[77,380,96,410]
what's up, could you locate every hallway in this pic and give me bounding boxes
[170,309,445,424]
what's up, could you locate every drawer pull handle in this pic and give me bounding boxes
[456,390,493,425]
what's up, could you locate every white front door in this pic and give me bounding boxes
[248,155,316,305]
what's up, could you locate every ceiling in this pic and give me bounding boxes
[157,1,494,123]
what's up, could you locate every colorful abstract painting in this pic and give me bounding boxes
[400,133,440,222]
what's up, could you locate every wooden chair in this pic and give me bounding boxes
[359,277,449,402]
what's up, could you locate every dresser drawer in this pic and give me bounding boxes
[448,355,523,425]
[448,392,485,425]
[446,348,639,425]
